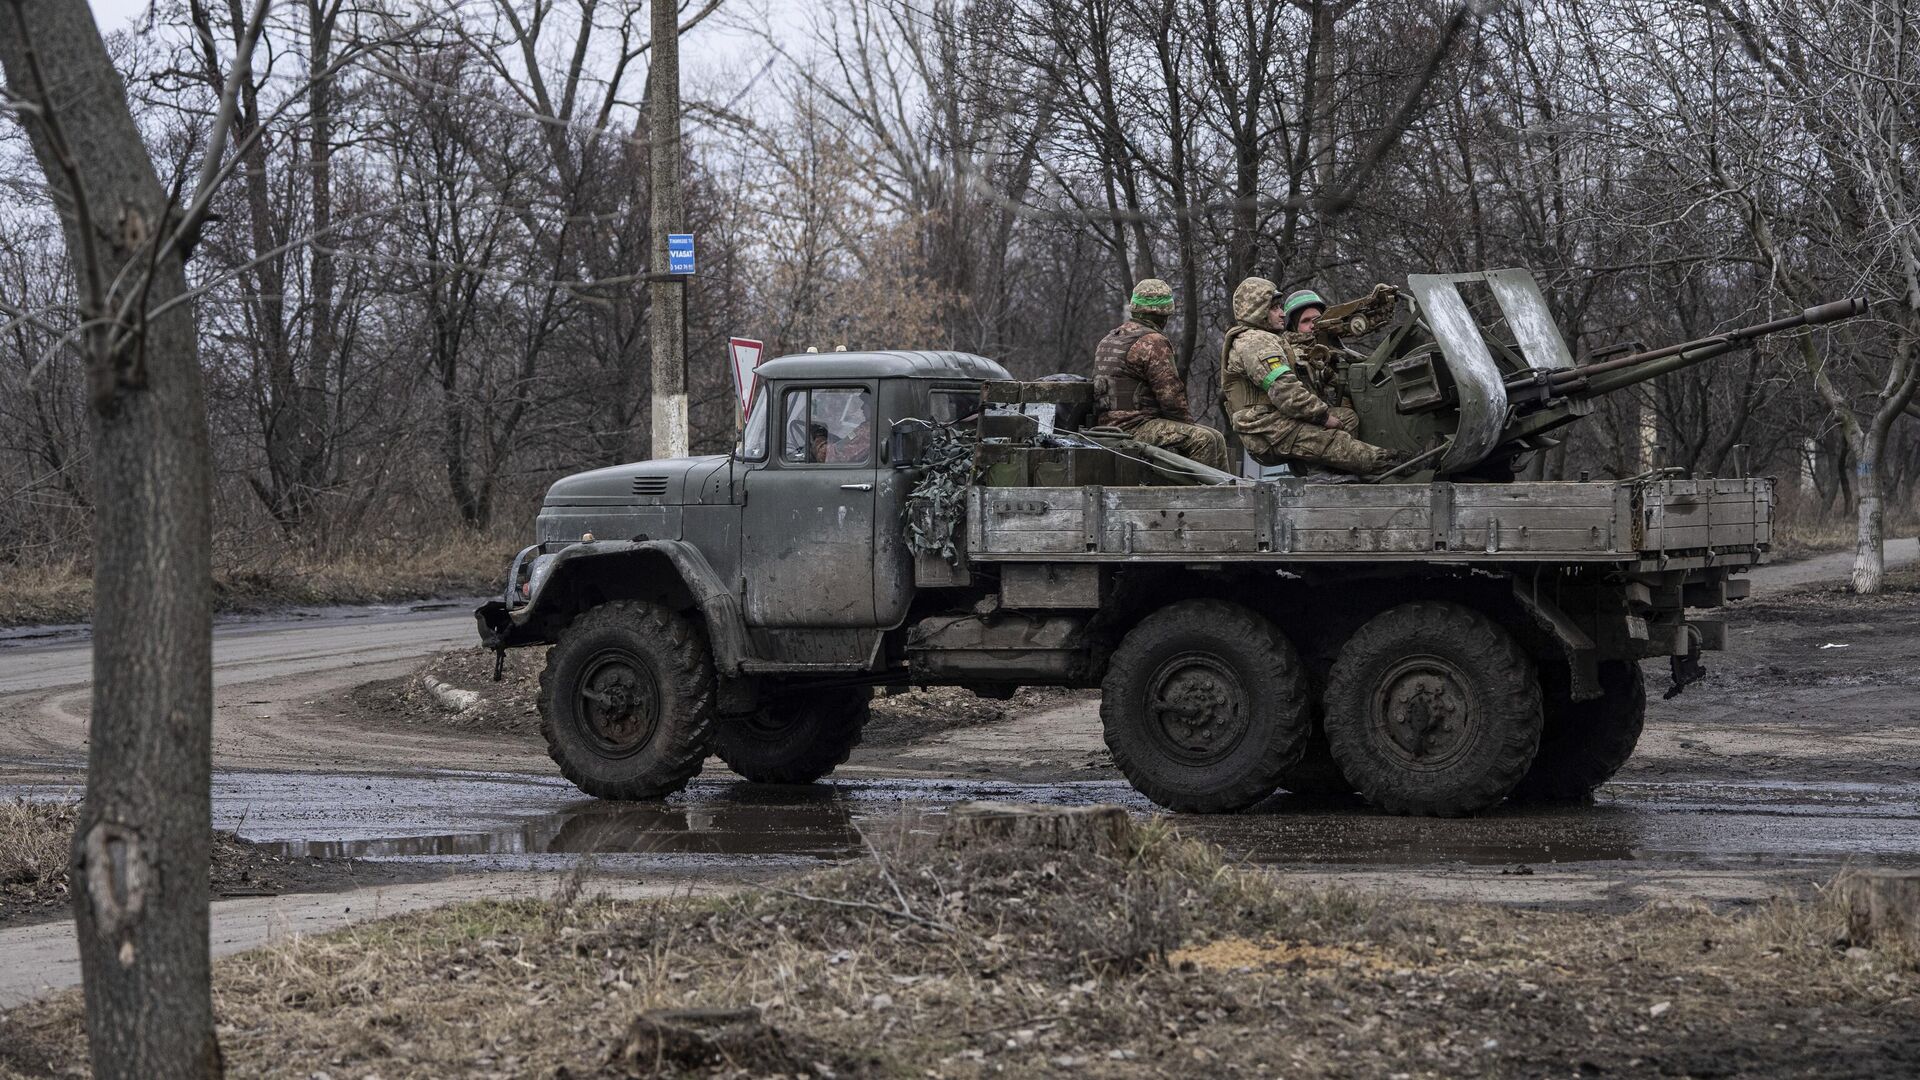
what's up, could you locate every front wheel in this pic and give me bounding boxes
[1324,601,1541,816]
[1100,599,1311,813]
[712,685,868,784]
[538,601,715,799]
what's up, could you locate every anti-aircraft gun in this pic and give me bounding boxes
[1328,269,1868,481]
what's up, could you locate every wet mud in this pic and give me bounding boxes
[12,769,1906,893]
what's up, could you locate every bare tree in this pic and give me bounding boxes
[0,0,265,1073]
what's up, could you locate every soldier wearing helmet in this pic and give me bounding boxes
[1091,278,1229,471]
[1221,277,1400,476]
[1277,287,1365,438]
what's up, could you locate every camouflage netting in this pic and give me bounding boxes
[905,427,974,561]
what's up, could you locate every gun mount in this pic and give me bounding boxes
[1337,270,1867,481]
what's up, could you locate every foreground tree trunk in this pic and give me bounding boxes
[0,2,218,1075]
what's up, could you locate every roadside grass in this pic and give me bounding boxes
[1769,494,1917,562]
[2,815,1915,1078]
[0,800,73,920]
[0,799,408,929]
[1749,560,1920,619]
[0,531,514,628]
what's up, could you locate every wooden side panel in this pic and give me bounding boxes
[1641,479,1772,553]
[965,478,1774,563]
[1453,483,1620,554]
[970,487,1086,555]
[1103,486,1266,554]
[1278,484,1431,553]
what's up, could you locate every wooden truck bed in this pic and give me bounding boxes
[962,477,1771,570]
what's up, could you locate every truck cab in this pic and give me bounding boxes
[477,351,1008,789]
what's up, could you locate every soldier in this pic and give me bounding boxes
[1221,277,1400,476]
[1092,278,1230,471]
[1278,288,1361,436]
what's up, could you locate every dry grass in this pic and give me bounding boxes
[0,800,74,919]
[1768,489,1918,562]
[0,800,410,929]
[1749,560,1920,621]
[0,530,514,628]
[3,816,1916,1078]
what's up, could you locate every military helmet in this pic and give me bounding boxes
[1282,289,1327,330]
[1129,277,1175,317]
[1231,277,1279,326]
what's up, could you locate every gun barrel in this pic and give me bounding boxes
[1508,297,1867,399]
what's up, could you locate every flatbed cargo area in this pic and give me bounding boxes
[965,477,1771,568]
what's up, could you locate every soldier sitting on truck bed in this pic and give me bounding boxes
[1221,277,1401,478]
[1091,278,1230,471]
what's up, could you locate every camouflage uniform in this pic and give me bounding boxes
[1220,277,1397,475]
[1092,278,1229,471]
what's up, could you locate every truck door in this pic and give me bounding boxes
[741,383,879,627]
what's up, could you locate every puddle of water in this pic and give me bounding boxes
[15,770,1920,874]
[230,773,1920,872]
[257,788,869,861]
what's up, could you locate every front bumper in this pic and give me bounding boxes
[475,600,517,650]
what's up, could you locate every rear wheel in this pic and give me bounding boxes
[538,601,715,800]
[1101,599,1311,813]
[712,685,868,784]
[1510,661,1646,802]
[1324,602,1541,816]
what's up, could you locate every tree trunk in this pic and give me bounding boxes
[1837,870,1920,953]
[1851,442,1884,594]
[302,0,338,509]
[941,802,1137,856]
[648,0,688,460]
[0,3,217,1076]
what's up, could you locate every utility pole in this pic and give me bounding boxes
[649,0,688,459]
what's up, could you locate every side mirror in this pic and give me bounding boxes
[887,427,928,468]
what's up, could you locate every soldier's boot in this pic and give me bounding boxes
[1133,417,1231,472]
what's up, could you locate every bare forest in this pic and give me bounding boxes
[4,0,1916,588]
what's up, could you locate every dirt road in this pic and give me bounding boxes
[0,598,532,779]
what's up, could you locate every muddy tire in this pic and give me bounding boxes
[1324,602,1541,816]
[712,686,868,784]
[1101,599,1311,813]
[1510,661,1645,802]
[538,600,714,800]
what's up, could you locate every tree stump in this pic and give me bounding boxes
[941,802,1138,856]
[1836,870,1920,951]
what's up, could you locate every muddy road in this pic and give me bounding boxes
[3,542,1917,911]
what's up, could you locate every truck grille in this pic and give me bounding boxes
[631,475,669,497]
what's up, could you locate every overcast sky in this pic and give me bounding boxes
[89,0,148,30]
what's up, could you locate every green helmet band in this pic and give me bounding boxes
[1283,290,1326,318]
[1130,293,1174,308]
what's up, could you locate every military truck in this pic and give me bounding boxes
[477,270,1857,816]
